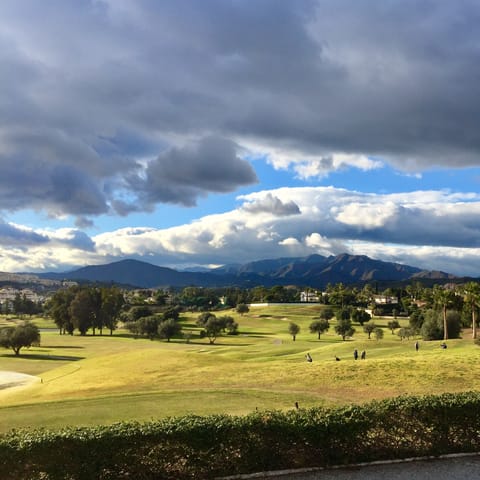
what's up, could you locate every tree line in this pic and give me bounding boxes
[284,280,480,343]
[47,286,125,335]
[1,293,42,316]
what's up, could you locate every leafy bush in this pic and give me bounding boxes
[421,309,462,340]
[1,392,480,479]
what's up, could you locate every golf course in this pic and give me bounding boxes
[1,304,479,434]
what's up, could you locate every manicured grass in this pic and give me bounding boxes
[0,389,325,432]
[0,305,478,433]
[0,314,56,329]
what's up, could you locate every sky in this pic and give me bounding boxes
[1,0,480,276]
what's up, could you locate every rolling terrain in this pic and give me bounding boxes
[36,253,458,289]
[0,305,478,433]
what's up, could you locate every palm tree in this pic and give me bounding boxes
[406,281,424,302]
[432,285,454,340]
[463,282,480,339]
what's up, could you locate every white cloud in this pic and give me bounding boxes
[279,237,301,246]
[292,153,383,179]
[243,140,383,179]
[241,193,300,216]
[1,186,480,276]
[334,202,399,228]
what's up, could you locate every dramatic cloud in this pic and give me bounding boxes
[1,1,480,275]
[1,0,480,223]
[2,186,480,275]
[130,136,258,207]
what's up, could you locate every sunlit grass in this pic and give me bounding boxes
[0,305,478,433]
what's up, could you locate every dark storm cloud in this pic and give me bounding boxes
[131,136,258,207]
[0,156,108,215]
[1,0,480,220]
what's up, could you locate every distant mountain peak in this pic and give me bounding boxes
[36,253,459,289]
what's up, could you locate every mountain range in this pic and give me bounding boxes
[36,253,459,289]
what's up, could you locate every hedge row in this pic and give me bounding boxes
[1,391,480,479]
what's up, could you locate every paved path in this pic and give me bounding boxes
[224,454,480,480]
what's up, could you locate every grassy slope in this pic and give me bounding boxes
[0,306,479,432]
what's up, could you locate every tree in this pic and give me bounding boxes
[334,318,355,341]
[162,306,180,322]
[309,319,329,339]
[363,321,377,339]
[195,312,224,344]
[203,316,224,344]
[0,322,40,356]
[158,319,182,342]
[288,322,300,341]
[125,320,140,338]
[373,327,384,341]
[421,309,462,341]
[387,320,400,334]
[236,303,249,316]
[432,285,454,340]
[397,327,414,340]
[137,316,160,340]
[155,290,167,305]
[328,283,353,308]
[420,313,443,341]
[88,287,103,336]
[218,315,238,335]
[463,282,480,339]
[406,281,425,302]
[196,311,216,327]
[358,284,375,307]
[101,287,125,335]
[12,293,24,317]
[69,289,95,335]
[129,306,153,321]
[337,307,351,321]
[351,309,371,326]
[409,308,424,332]
[319,307,335,321]
[48,288,76,335]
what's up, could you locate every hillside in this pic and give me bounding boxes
[37,254,458,289]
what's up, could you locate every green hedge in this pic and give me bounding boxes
[1,391,480,479]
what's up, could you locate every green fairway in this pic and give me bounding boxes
[0,305,479,433]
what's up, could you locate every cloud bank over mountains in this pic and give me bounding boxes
[1,1,480,275]
[2,187,480,276]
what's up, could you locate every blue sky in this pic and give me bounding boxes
[1,0,480,276]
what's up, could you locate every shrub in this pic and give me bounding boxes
[1,392,480,479]
[421,309,462,340]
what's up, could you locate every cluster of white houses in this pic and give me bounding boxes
[0,287,45,311]
[299,290,398,305]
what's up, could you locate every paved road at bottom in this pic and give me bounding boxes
[257,454,480,480]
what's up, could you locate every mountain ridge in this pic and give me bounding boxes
[36,254,459,289]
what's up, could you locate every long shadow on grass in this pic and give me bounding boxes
[39,345,84,349]
[0,353,85,361]
[238,332,276,338]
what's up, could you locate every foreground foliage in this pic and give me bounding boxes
[0,322,40,356]
[1,391,479,480]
